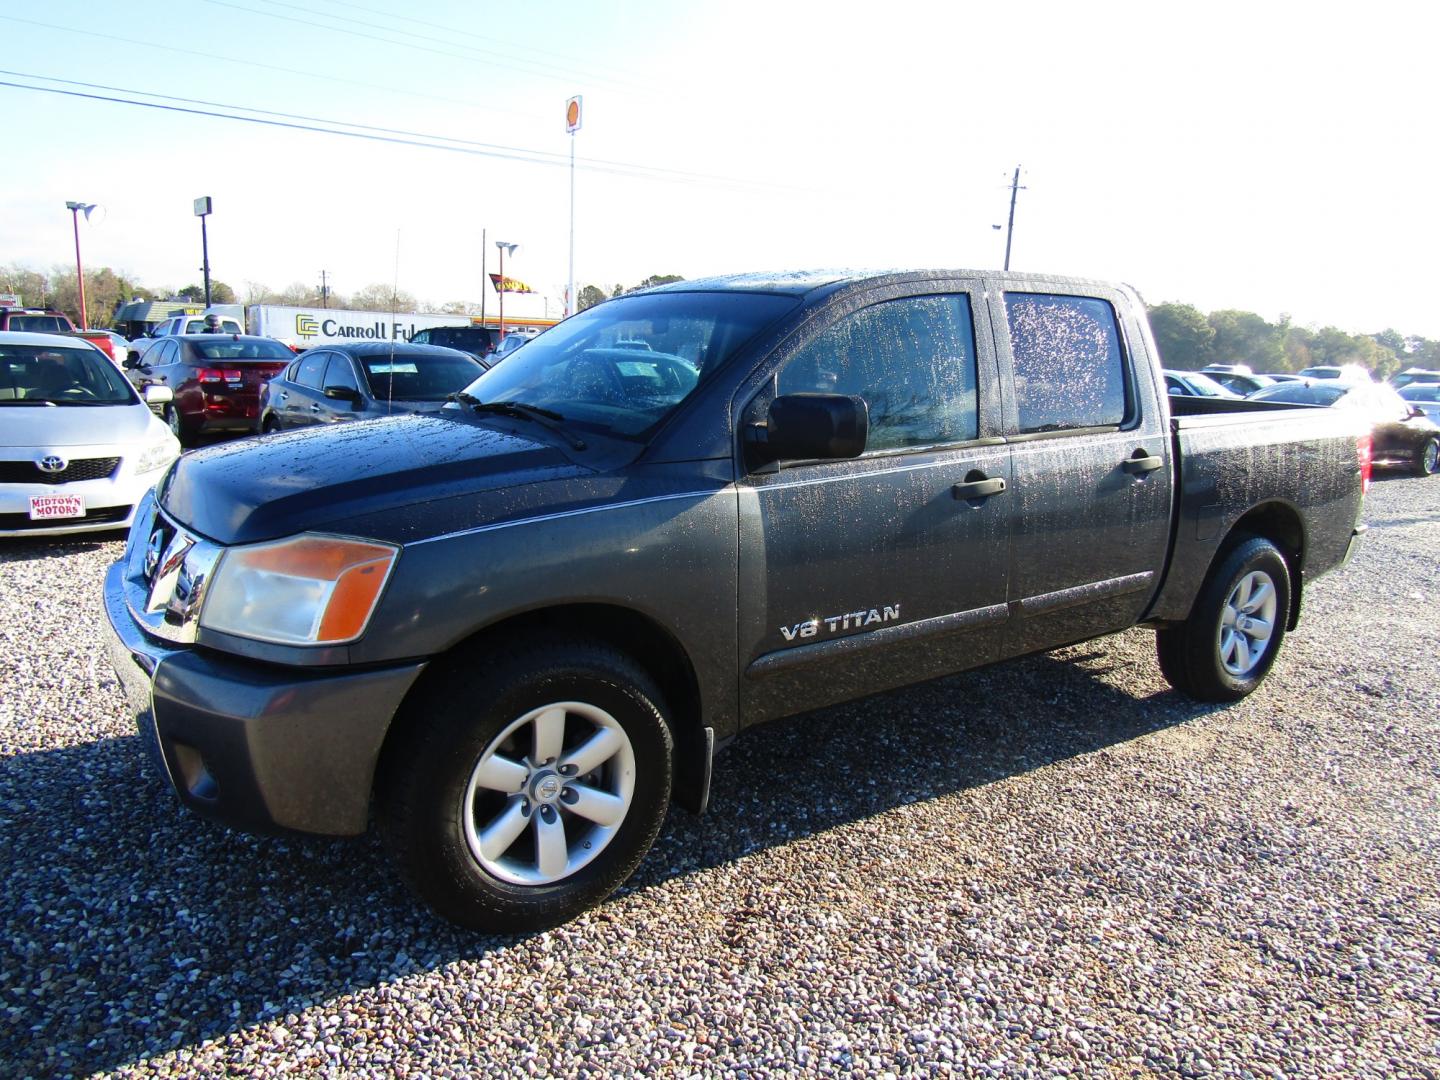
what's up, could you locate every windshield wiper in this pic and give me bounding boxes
[450,395,585,450]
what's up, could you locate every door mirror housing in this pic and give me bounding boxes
[143,384,173,405]
[124,351,143,368]
[747,393,868,469]
[323,385,363,405]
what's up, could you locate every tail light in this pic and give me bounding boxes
[197,368,243,383]
[1357,432,1372,495]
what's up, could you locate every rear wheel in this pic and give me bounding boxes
[378,638,673,932]
[1156,536,1291,702]
[1414,437,1438,477]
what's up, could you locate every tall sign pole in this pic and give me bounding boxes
[496,241,517,341]
[566,95,582,316]
[65,201,96,329]
[480,227,487,330]
[194,196,214,306]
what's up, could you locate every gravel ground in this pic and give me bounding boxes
[0,476,1437,1079]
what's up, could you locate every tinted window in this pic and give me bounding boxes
[1005,294,1128,432]
[1400,384,1440,403]
[324,354,360,393]
[192,339,295,360]
[467,291,798,440]
[1250,383,1345,406]
[156,340,179,366]
[7,315,68,333]
[0,344,137,405]
[296,351,329,388]
[778,295,979,451]
[360,351,483,401]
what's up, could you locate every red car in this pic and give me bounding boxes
[123,334,294,446]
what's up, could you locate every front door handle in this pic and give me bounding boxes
[952,476,1007,500]
[310,403,322,413]
[1122,454,1164,474]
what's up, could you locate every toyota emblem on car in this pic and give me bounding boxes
[38,455,67,473]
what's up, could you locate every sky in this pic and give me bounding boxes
[2,0,1437,336]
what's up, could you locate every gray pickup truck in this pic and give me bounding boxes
[103,270,1369,930]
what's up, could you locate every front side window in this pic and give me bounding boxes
[324,355,361,393]
[296,351,330,388]
[777,295,979,451]
[1006,293,1128,433]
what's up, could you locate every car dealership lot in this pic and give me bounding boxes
[1,479,1436,1077]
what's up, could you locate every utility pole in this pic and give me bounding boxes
[480,227,487,329]
[319,270,330,308]
[1003,166,1025,272]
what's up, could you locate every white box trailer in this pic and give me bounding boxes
[247,305,474,350]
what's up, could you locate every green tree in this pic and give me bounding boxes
[0,264,50,308]
[1207,309,1284,371]
[178,281,237,304]
[635,274,684,290]
[347,283,418,312]
[577,285,607,311]
[1147,302,1214,370]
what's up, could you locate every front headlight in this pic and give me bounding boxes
[200,534,399,645]
[136,437,181,475]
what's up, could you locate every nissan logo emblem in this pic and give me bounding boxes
[38,455,66,473]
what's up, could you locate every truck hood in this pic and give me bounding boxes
[159,412,591,545]
[0,401,162,449]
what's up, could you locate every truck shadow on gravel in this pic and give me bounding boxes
[0,639,1220,1076]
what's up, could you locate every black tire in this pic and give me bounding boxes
[260,415,281,435]
[377,637,673,932]
[163,404,190,448]
[1155,536,1291,703]
[1414,437,1438,477]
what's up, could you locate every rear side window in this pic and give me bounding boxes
[778,295,979,451]
[1005,293,1128,433]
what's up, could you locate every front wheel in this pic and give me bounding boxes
[163,404,189,447]
[1156,536,1291,703]
[1414,437,1438,477]
[378,638,673,932]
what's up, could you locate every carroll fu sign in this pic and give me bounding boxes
[247,305,473,348]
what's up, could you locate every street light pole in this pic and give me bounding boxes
[1003,166,1025,272]
[64,201,96,329]
[495,241,517,341]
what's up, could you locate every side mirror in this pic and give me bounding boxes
[124,351,142,368]
[323,385,363,405]
[1409,405,1426,419]
[746,393,868,469]
[143,384,173,405]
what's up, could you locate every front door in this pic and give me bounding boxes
[735,286,1014,725]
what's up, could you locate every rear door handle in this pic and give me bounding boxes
[952,477,1007,500]
[310,404,322,413]
[1122,454,1164,474]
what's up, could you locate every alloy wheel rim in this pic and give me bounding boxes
[1425,441,1438,473]
[1218,569,1278,676]
[461,701,636,886]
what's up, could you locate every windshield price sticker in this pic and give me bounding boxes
[29,495,84,520]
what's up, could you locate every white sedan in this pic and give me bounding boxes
[0,331,180,537]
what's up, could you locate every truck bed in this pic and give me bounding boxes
[1144,396,1368,624]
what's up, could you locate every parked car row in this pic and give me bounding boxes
[1163,363,1440,477]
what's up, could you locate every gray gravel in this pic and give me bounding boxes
[1,476,1437,1078]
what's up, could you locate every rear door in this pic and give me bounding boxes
[283,349,333,427]
[991,283,1172,656]
[315,353,363,424]
[735,281,1014,724]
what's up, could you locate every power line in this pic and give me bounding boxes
[0,14,543,119]
[200,0,644,93]
[0,76,797,192]
[241,0,656,94]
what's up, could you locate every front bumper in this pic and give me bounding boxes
[103,556,427,836]
[0,467,165,537]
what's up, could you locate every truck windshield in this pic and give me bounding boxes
[0,344,138,405]
[463,291,798,440]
